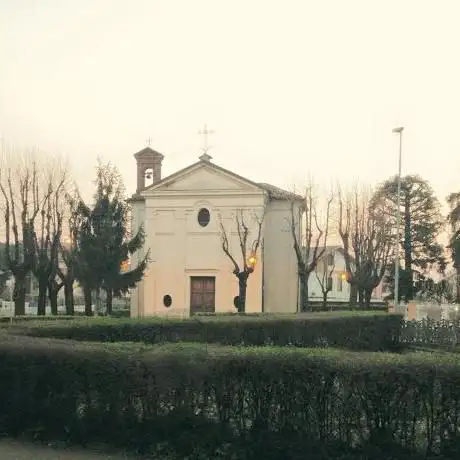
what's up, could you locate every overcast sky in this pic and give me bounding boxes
[1,0,459,209]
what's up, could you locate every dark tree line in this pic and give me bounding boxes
[286,174,447,308]
[0,155,148,316]
[447,192,460,302]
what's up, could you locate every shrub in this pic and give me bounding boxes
[15,312,403,351]
[0,336,458,458]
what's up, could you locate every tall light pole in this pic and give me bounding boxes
[392,126,404,309]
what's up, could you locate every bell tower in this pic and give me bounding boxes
[134,147,165,193]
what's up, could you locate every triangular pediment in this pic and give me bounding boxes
[144,162,263,194]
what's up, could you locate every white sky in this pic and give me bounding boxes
[1,0,459,209]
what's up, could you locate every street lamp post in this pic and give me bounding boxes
[392,126,404,309]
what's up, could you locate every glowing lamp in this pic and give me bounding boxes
[248,255,257,267]
[340,272,347,281]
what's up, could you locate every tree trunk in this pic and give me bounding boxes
[322,292,328,309]
[299,273,310,312]
[48,281,59,316]
[358,288,365,308]
[364,288,372,308]
[404,197,413,301]
[64,281,74,316]
[83,286,93,316]
[457,272,460,304]
[349,283,358,307]
[13,276,27,316]
[106,288,113,316]
[37,277,48,316]
[49,291,58,315]
[237,273,249,313]
[95,289,101,315]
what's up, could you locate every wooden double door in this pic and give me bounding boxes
[190,276,215,314]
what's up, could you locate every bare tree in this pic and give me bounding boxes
[220,209,264,313]
[290,185,333,312]
[0,158,42,315]
[31,166,67,315]
[57,190,80,315]
[47,169,68,314]
[337,187,357,305]
[338,185,394,307]
[315,250,335,309]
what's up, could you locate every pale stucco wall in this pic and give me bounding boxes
[129,199,145,317]
[133,191,266,317]
[262,199,301,313]
[309,252,350,302]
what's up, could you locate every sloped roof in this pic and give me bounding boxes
[134,147,165,160]
[141,157,304,202]
[257,182,304,201]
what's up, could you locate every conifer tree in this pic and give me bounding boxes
[74,161,149,315]
[370,175,444,301]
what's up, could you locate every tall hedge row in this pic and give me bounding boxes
[16,312,403,351]
[0,335,459,459]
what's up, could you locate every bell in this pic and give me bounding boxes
[145,173,152,179]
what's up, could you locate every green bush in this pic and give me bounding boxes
[0,336,458,458]
[15,312,403,351]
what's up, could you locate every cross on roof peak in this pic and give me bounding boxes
[198,124,214,155]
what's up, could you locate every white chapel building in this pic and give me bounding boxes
[129,146,304,317]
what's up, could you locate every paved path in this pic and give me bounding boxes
[0,439,134,459]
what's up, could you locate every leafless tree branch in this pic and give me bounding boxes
[315,252,336,308]
[290,183,334,311]
[219,209,265,312]
[338,183,394,307]
[219,215,240,274]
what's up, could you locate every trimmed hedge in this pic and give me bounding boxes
[14,312,403,351]
[0,309,130,324]
[0,315,78,324]
[0,336,459,458]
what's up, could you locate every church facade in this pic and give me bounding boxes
[129,146,304,317]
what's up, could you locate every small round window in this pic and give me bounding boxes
[163,295,172,308]
[197,208,210,227]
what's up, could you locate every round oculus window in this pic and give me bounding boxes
[197,208,210,227]
[163,295,172,308]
